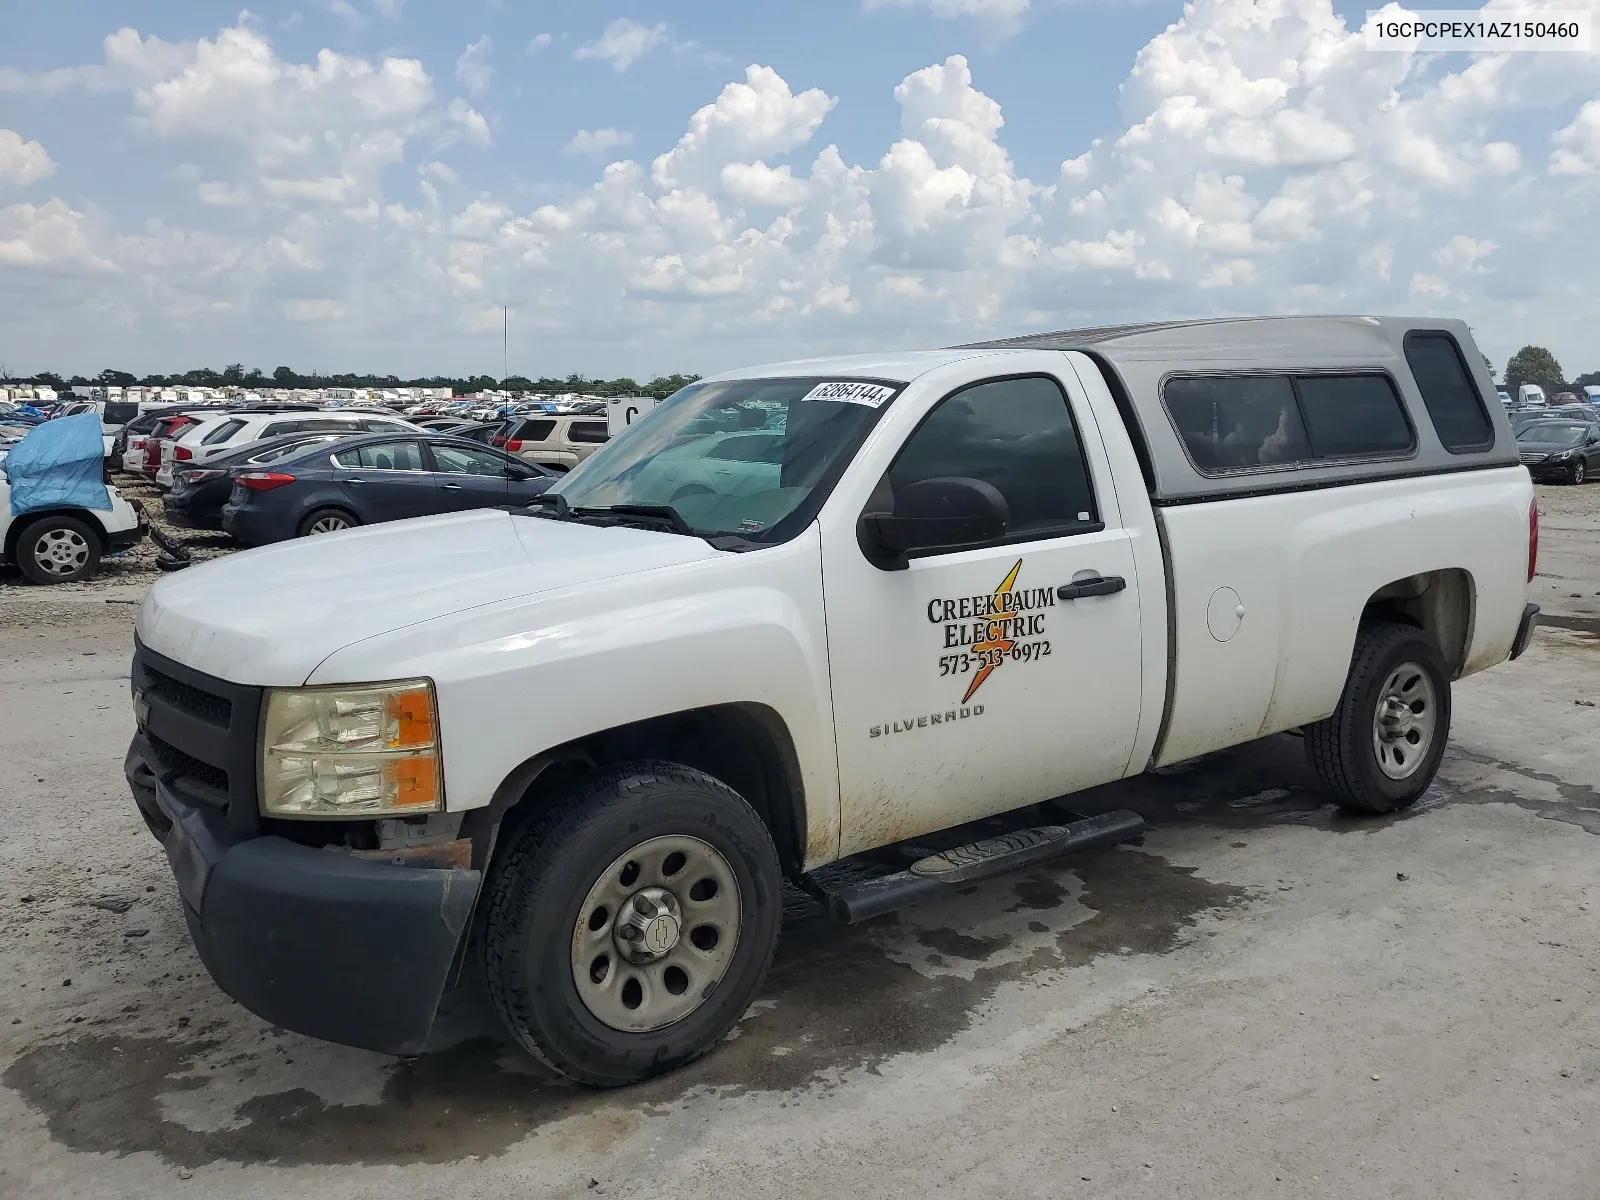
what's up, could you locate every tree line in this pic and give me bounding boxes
[9,365,703,400]
[1499,347,1598,396]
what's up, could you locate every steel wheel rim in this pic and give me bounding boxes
[308,516,350,534]
[570,834,742,1034]
[32,528,90,576]
[1372,661,1438,780]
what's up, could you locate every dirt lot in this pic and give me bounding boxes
[0,484,1596,1200]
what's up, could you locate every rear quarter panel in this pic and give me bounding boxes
[1155,466,1532,765]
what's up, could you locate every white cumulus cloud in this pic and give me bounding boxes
[574,18,669,73]
[456,36,492,97]
[0,130,55,186]
[565,128,634,157]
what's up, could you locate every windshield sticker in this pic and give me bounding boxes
[799,381,897,408]
[930,559,1054,703]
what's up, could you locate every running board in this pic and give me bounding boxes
[805,809,1146,925]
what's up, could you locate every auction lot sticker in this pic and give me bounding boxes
[800,381,898,407]
[1364,9,1592,51]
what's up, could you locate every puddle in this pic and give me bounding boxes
[1535,613,1600,644]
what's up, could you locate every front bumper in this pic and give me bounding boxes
[126,733,480,1055]
[1509,602,1540,661]
[108,501,149,552]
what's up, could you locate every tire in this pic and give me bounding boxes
[15,515,102,585]
[296,507,359,538]
[1305,621,1451,814]
[1572,461,1586,485]
[482,761,783,1087]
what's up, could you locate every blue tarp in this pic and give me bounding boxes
[3,413,111,517]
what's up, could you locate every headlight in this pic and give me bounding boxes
[260,680,442,817]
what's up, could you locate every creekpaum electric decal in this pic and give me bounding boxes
[930,559,1054,702]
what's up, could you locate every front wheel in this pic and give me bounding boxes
[1305,621,1451,814]
[482,762,783,1086]
[15,515,101,584]
[1572,460,1587,485]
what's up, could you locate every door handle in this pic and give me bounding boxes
[340,477,366,485]
[1057,574,1126,600]
[442,483,463,490]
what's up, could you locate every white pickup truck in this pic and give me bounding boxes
[127,315,1539,1086]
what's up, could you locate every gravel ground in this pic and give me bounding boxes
[0,480,1596,1200]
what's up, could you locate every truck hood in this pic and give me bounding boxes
[137,509,722,685]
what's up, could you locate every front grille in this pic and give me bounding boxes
[145,665,232,726]
[133,639,264,836]
[1520,453,1544,464]
[146,730,229,798]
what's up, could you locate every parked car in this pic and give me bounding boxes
[163,432,350,530]
[451,421,505,444]
[2,416,146,583]
[129,315,1538,1085]
[221,434,556,543]
[1515,418,1600,483]
[618,428,786,504]
[414,417,478,434]
[490,412,610,471]
[126,406,240,475]
[111,404,212,468]
[155,410,423,489]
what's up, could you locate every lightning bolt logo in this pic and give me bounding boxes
[961,558,1022,703]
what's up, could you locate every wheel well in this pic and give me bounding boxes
[1361,568,1475,678]
[4,508,108,563]
[299,505,359,531]
[473,703,808,877]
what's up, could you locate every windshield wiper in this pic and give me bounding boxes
[523,491,572,518]
[570,502,697,537]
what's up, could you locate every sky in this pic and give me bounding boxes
[1,0,1597,382]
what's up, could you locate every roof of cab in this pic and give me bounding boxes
[705,348,1015,385]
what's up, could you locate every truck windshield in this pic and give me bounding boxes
[547,377,900,541]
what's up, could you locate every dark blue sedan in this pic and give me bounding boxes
[221,433,557,544]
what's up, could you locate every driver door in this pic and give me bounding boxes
[822,371,1146,857]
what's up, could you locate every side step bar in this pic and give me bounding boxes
[805,809,1147,925]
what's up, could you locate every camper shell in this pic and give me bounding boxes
[960,315,1517,503]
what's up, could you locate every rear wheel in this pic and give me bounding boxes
[482,762,782,1086]
[1305,621,1451,813]
[297,507,358,537]
[15,515,101,584]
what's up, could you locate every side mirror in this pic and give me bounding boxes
[858,476,1009,570]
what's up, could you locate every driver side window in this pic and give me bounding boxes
[882,375,1099,541]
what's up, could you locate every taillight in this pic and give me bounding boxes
[506,439,523,452]
[129,436,145,450]
[236,472,296,491]
[1528,497,1539,583]
[174,446,193,460]
[490,433,507,447]
[178,469,225,485]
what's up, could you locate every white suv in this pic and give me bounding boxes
[155,411,422,489]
